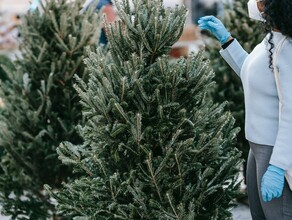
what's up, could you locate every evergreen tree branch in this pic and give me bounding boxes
[175,153,183,196]
[166,193,179,219]
[146,153,162,202]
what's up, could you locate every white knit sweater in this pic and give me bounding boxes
[220,31,292,170]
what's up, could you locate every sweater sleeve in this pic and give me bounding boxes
[219,39,249,78]
[270,43,292,170]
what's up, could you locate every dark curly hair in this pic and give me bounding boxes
[262,0,292,69]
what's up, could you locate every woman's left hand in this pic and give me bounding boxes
[198,16,231,45]
[261,165,285,202]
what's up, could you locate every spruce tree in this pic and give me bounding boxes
[46,0,242,219]
[205,0,265,186]
[0,0,101,218]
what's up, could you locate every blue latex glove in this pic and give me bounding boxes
[198,15,231,45]
[261,165,285,202]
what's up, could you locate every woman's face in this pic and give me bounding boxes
[257,0,264,13]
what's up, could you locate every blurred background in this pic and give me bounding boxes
[0,0,232,58]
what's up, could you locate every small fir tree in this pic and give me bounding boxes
[205,0,265,185]
[0,0,101,218]
[46,0,242,219]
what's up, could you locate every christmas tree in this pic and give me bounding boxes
[0,0,101,218]
[205,0,265,186]
[46,0,242,219]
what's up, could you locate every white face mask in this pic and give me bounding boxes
[247,0,265,21]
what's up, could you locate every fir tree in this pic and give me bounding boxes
[46,0,242,219]
[0,0,101,218]
[205,0,265,185]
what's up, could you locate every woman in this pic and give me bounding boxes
[198,0,292,219]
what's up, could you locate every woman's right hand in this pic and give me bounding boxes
[198,16,231,45]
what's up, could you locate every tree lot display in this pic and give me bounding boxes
[46,0,242,219]
[0,0,101,218]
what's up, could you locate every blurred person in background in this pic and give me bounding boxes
[29,0,116,45]
[198,0,292,219]
[0,14,21,50]
[85,0,116,45]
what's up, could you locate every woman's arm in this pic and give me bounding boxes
[219,38,249,77]
[198,16,249,77]
[269,43,292,170]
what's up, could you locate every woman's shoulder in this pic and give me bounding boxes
[284,37,292,47]
[279,37,292,55]
[277,37,292,69]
